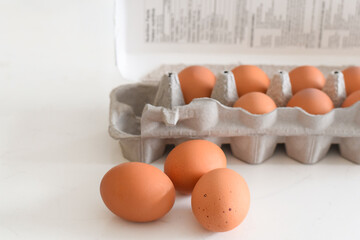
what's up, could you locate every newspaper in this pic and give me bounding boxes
[144,0,360,49]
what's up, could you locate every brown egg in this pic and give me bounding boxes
[191,168,250,232]
[233,92,277,114]
[342,89,360,108]
[287,88,334,115]
[100,162,175,222]
[178,66,216,104]
[342,66,360,95]
[289,66,326,94]
[164,140,226,194]
[232,65,270,97]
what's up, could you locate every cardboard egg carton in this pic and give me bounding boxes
[109,65,360,164]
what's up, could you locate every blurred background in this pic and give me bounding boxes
[0,0,121,164]
[0,0,120,114]
[0,1,125,239]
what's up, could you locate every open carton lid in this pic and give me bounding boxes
[115,0,360,82]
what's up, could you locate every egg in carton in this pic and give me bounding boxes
[109,65,360,164]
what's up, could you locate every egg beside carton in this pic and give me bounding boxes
[109,65,360,164]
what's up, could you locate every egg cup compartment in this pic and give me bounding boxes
[109,65,360,164]
[285,136,333,164]
[230,135,279,164]
[339,137,360,164]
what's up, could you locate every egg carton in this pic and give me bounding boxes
[109,65,360,164]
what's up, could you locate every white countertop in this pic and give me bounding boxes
[1,1,360,239]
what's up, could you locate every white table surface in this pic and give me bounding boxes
[1,1,360,239]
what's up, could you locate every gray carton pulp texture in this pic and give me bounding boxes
[109,65,360,164]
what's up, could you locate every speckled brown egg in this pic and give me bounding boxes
[100,162,175,222]
[178,66,216,104]
[287,88,334,115]
[164,140,227,194]
[232,65,270,97]
[342,66,360,95]
[289,66,326,94]
[191,168,250,232]
[342,89,360,108]
[233,92,277,114]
